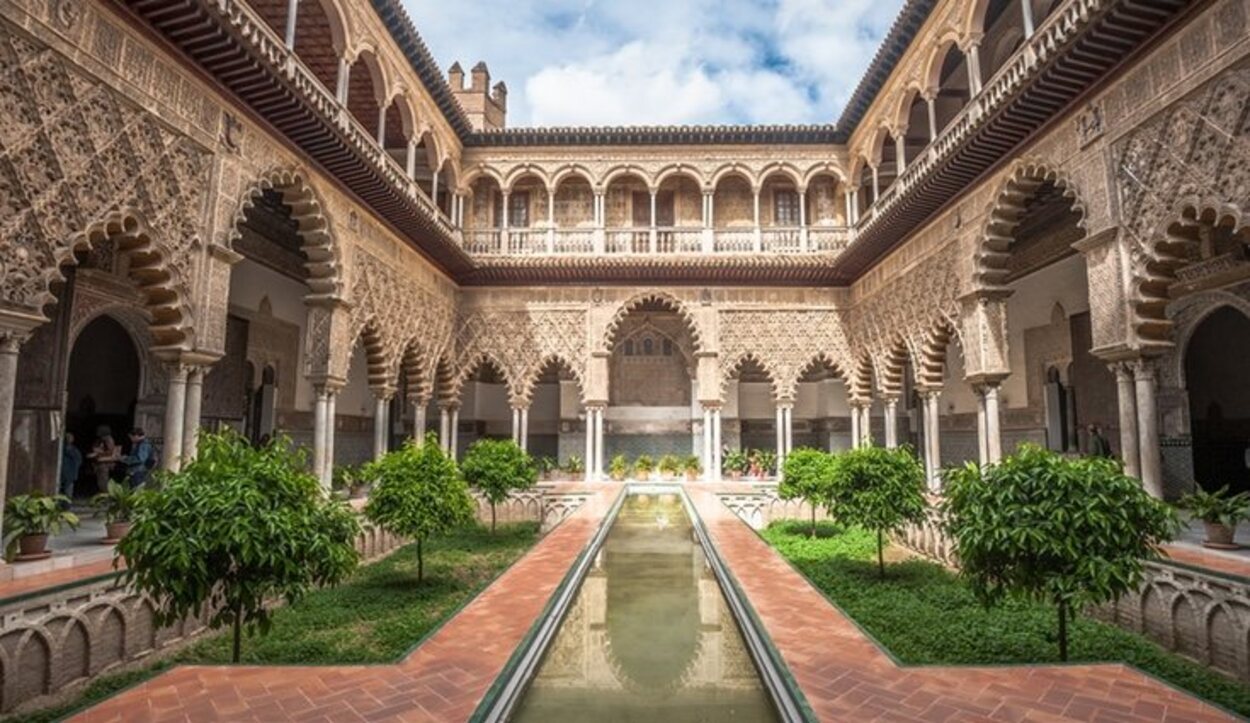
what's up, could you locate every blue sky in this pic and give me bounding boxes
[400,0,908,127]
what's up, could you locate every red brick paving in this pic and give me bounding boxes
[71,484,622,723]
[68,483,1240,722]
[0,558,122,600]
[684,485,1238,723]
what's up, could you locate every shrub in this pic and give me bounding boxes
[562,455,584,475]
[634,454,654,479]
[3,493,78,559]
[831,445,927,577]
[118,430,361,662]
[91,480,139,524]
[750,449,777,478]
[942,444,1178,660]
[460,439,536,533]
[683,454,701,478]
[1178,485,1250,527]
[779,448,835,537]
[657,454,681,478]
[723,450,748,476]
[609,454,630,481]
[365,434,475,582]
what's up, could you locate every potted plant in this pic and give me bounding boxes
[723,450,748,480]
[751,450,777,479]
[3,493,79,561]
[1179,486,1250,549]
[609,454,630,481]
[658,454,680,480]
[563,455,584,478]
[536,456,557,481]
[634,455,654,481]
[683,454,701,481]
[92,481,139,543]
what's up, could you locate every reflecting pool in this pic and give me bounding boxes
[511,493,780,722]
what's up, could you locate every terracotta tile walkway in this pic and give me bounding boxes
[1162,544,1250,580]
[0,558,121,601]
[71,484,622,723]
[684,485,1237,723]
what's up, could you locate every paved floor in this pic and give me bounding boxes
[684,486,1237,723]
[57,484,1245,722]
[70,485,623,723]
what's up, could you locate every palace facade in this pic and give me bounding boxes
[0,0,1246,521]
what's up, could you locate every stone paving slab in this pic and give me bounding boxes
[684,485,1238,723]
[70,484,622,723]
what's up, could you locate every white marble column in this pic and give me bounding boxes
[283,0,299,48]
[312,387,330,486]
[162,363,189,472]
[593,405,605,481]
[412,397,427,444]
[372,392,390,460]
[925,93,938,140]
[883,397,899,448]
[584,408,595,483]
[449,406,460,460]
[323,390,338,483]
[861,405,873,446]
[1112,363,1140,479]
[511,406,521,444]
[919,390,942,489]
[775,403,786,473]
[0,332,29,546]
[181,366,205,461]
[1134,359,1163,498]
[712,407,723,482]
[850,404,862,448]
[439,405,451,454]
[702,406,713,480]
[520,406,529,451]
[984,383,1003,463]
[975,385,989,466]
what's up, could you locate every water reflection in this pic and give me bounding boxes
[512,494,779,722]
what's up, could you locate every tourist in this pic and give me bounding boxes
[122,427,156,488]
[59,432,82,503]
[1087,424,1112,458]
[87,425,120,493]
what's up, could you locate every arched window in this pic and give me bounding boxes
[662,339,673,356]
[625,339,635,356]
[643,337,654,355]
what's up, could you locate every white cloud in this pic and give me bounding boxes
[400,0,907,126]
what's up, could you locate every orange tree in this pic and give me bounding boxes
[460,439,536,533]
[779,448,836,537]
[831,445,927,578]
[942,445,1177,660]
[118,431,361,662]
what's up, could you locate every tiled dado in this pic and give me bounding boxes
[685,486,1236,723]
[71,485,622,723]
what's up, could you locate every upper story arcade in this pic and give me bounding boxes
[122,0,1191,285]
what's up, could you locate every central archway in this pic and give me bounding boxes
[1185,306,1250,494]
[604,297,700,465]
[66,315,141,498]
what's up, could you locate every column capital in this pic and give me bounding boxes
[1130,356,1157,381]
[916,386,943,400]
[371,385,397,402]
[311,377,346,394]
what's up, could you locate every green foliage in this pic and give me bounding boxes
[942,444,1178,660]
[332,464,370,497]
[1178,486,1250,527]
[779,448,835,537]
[609,454,630,481]
[723,449,748,475]
[763,522,1250,716]
[459,439,536,533]
[364,433,475,581]
[91,480,139,524]
[562,455,584,475]
[657,454,681,477]
[749,449,777,478]
[535,456,558,477]
[634,454,654,476]
[4,492,79,559]
[831,445,928,577]
[682,454,701,476]
[118,430,361,662]
[21,524,540,723]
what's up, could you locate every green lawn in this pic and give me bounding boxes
[14,523,539,722]
[761,520,1250,717]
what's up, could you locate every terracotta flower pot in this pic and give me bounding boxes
[16,533,50,561]
[1202,521,1239,549]
[104,521,132,544]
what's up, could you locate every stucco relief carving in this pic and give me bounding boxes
[452,309,587,404]
[1114,63,1250,347]
[718,310,849,401]
[0,22,211,347]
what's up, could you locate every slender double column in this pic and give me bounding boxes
[775,401,793,477]
[411,395,428,444]
[311,382,342,488]
[372,387,395,460]
[918,389,943,490]
[0,330,31,551]
[438,403,459,458]
[1107,359,1162,497]
[511,404,530,451]
[972,381,1004,465]
[850,401,872,448]
[882,396,899,448]
[583,404,606,482]
[181,366,205,461]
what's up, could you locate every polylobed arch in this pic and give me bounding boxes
[522,355,585,406]
[1137,203,1250,345]
[602,292,704,354]
[452,352,514,404]
[398,340,431,402]
[349,320,393,390]
[724,353,782,402]
[916,321,959,388]
[49,210,193,351]
[849,354,877,402]
[790,352,848,401]
[876,341,913,399]
[975,161,1086,292]
[228,168,343,300]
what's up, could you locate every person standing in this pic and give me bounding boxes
[122,428,155,488]
[1088,423,1112,458]
[87,426,120,493]
[59,432,83,501]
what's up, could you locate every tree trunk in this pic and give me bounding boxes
[810,505,816,538]
[232,600,244,663]
[491,502,497,534]
[417,536,424,583]
[876,529,885,578]
[1057,599,1069,662]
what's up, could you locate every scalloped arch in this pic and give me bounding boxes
[601,291,704,354]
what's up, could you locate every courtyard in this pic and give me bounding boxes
[1,0,1250,718]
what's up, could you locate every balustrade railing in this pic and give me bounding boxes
[460,226,851,256]
[807,227,851,252]
[715,229,756,253]
[553,230,595,254]
[657,228,704,254]
[761,227,802,253]
[464,230,503,255]
[605,228,651,254]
